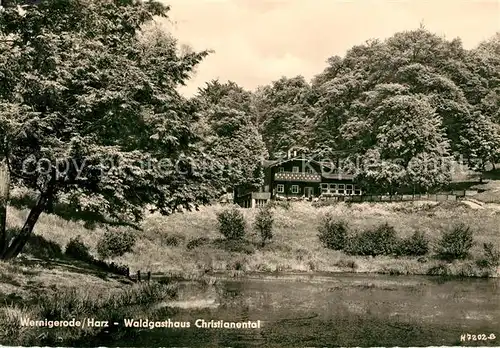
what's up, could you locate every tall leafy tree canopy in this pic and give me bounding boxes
[194,80,267,190]
[253,76,316,156]
[0,0,223,259]
[311,28,500,189]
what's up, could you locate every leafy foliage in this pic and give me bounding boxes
[436,223,474,260]
[317,214,348,250]
[96,228,136,259]
[254,76,317,155]
[194,80,268,189]
[65,235,93,263]
[311,29,500,192]
[427,264,450,276]
[0,0,222,258]
[396,230,429,256]
[345,222,399,256]
[476,242,500,268]
[216,207,246,240]
[186,237,209,250]
[253,205,274,246]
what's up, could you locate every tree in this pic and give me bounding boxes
[254,76,316,155]
[458,112,500,171]
[311,28,497,190]
[0,0,221,259]
[0,160,8,256]
[194,80,268,190]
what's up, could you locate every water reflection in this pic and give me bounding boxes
[109,273,500,347]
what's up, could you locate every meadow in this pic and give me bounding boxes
[5,198,500,278]
[1,196,500,345]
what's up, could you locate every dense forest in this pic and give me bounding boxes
[0,0,499,258]
[196,29,500,194]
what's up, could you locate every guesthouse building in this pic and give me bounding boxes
[234,148,363,208]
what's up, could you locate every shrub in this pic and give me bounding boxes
[345,222,399,256]
[427,264,449,276]
[65,236,93,262]
[476,242,500,268]
[160,234,185,247]
[254,205,274,246]
[317,214,348,250]
[96,229,136,259]
[436,224,474,261]
[186,237,209,250]
[396,231,429,256]
[216,207,246,240]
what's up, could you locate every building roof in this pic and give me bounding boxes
[263,157,336,169]
[262,158,356,180]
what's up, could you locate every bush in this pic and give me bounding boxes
[216,207,246,240]
[254,205,274,246]
[396,231,429,256]
[96,229,136,259]
[427,264,449,276]
[345,223,399,256]
[317,214,348,250]
[476,242,500,268]
[160,234,185,247]
[436,224,474,261]
[186,237,209,250]
[65,236,93,262]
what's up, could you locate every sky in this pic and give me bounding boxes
[157,0,500,97]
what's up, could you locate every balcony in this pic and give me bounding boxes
[274,171,321,182]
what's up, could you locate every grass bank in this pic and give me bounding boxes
[6,199,500,278]
[0,258,178,346]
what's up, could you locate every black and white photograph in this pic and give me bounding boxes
[0,0,499,346]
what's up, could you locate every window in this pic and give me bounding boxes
[346,184,353,195]
[278,167,285,173]
[305,167,315,174]
[329,184,337,193]
[338,184,345,195]
[291,185,299,194]
[292,166,299,173]
[354,186,361,195]
[277,184,284,193]
[321,183,329,194]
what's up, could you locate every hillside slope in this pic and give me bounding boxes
[6,199,500,278]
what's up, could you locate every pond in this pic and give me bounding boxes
[112,273,499,347]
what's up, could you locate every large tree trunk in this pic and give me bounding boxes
[0,162,9,256]
[1,186,53,260]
